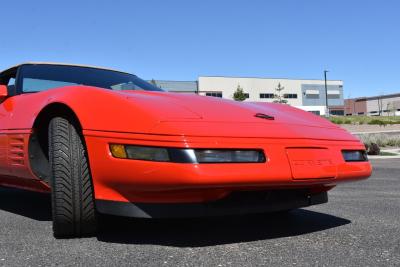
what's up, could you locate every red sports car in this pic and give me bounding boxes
[0,62,372,238]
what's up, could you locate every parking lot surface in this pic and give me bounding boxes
[0,159,399,266]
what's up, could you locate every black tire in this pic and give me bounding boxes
[48,116,97,238]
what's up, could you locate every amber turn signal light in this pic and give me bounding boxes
[110,144,127,158]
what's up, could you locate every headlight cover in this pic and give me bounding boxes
[342,150,368,162]
[110,144,266,163]
[194,149,265,163]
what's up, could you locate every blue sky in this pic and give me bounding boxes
[0,0,399,97]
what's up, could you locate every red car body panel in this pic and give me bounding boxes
[0,64,372,215]
[85,131,370,203]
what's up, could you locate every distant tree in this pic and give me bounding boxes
[233,85,247,101]
[150,79,158,87]
[377,97,383,116]
[273,83,288,104]
[387,102,396,116]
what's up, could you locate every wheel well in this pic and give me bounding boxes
[29,103,82,183]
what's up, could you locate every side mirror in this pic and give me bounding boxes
[0,85,8,100]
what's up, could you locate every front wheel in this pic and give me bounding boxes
[48,116,97,238]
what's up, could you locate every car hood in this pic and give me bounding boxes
[114,90,357,141]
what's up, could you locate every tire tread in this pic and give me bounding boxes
[49,117,97,238]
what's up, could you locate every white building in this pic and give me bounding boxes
[198,76,344,116]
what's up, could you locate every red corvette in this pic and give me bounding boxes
[0,62,371,238]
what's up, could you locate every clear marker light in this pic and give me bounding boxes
[125,146,170,161]
[342,150,368,162]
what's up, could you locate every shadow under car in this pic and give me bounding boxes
[0,187,351,247]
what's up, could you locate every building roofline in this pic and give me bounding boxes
[348,92,400,101]
[198,75,343,82]
[0,62,132,75]
[153,79,198,83]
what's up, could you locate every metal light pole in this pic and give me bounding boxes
[324,70,329,117]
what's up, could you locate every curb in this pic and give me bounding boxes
[381,149,400,153]
[369,148,400,159]
[351,130,400,134]
[368,155,400,159]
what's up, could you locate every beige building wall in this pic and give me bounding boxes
[366,95,400,116]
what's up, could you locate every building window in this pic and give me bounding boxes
[244,93,249,98]
[309,111,321,115]
[304,89,320,99]
[330,110,344,116]
[370,111,378,114]
[205,92,222,98]
[306,94,320,99]
[328,94,340,99]
[260,93,274,99]
[358,112,365,115]
[283,93,297,99]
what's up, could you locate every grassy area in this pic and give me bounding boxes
[329,116,400,125]
[379,151,399,156]
[358,133,400,147]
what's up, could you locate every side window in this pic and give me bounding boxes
[0,68,17,96]
[22,78,76,93]
[7,78,15,86]
[7,78,16,96]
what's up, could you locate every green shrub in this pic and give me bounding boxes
[330,118,344,124]
[329,116,400,125]
[368,119,387,126]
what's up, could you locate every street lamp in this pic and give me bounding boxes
[324,70,329,117]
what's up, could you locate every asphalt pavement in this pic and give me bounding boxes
[0,159,399,266]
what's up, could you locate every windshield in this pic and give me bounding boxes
[18,64,163,93]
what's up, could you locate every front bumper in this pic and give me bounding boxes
[96,189,328,218]
[83,130,372,204]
